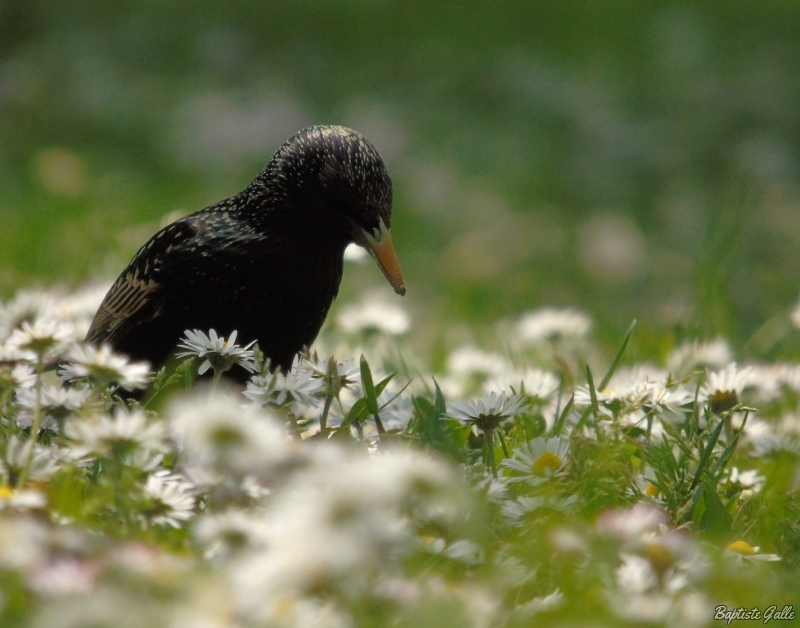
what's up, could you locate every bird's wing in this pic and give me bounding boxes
[86,218,204,346]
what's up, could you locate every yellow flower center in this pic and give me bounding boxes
[533,451,563,476]
[727,540,756,555]
[645,483,659,497]
[0,486,14,499]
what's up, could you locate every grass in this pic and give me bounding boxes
[0,288,798,627]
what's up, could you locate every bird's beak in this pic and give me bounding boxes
[353,218,406,296]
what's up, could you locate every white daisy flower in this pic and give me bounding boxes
[514,588,564,616]
[337,291,410,335]
[176,328,257,375]
[596,504,667,539]
[300,355,361,396]
[139,473,196,528]
[725,540,780,562]
[501,494,578,523]
[3,435,63,483]
[616,553,658,593]
[0,289,57,341]
[5,319,75,361]
[47,282,110,339]
[0,485,47,512]
[648,384,694,422]
[574,380,653,419]
[667,338,732,377]
[244,369,324,408]
[169,391,293,475]
[446,346,510,378]
[791,298,800,329]
[0,363,37,391]
[502,437,570,484]
[700,363,753,414]
[447,391,527,432]
[65,409,168,464]
[343,242,369,263]
[515,307,592,344]
[230,446,461,613]
[58,344,151,390]
[727,467,765,496]
[483,367,560,401]
[16,384,92,430]
[193,509,271,560]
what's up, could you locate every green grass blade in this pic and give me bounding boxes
[690,412,725,490]
[599,319,636,390]
[551,394,574,436]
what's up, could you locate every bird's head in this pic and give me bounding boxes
[251,125,405,296]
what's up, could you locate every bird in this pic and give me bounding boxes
[86,125,405,376]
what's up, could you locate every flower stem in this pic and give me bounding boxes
[320,392,333,434]
[17,358,44,488]
[210,368,222,392]
[485,428,498,479]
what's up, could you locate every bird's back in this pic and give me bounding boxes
[87,194,346,373]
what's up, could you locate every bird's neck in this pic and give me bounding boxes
[240,175,353,251]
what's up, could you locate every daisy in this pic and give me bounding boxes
[515,307,592,344]
[501,494,578,523]
[244,369,324,408]
[596,504,667,539]
[791,297,800,329]
[300,354,360,397]
[502,437,570,484]
[193,509,271,560]
[447,391,526,432]
[0,485,47,512]
[0,363,37,392]
[16,384,92,430]
[514,588,564,616]
[169,391,292,475]
[727,467,765,496]
[336,291,410,336]
[0,289,57,341]
[725,540,780,562]
[66,409,168,464]
[176,328,257,376]
[447,346,510,378]
[574,380,653,420]
[667,338,732,377]
[343,242,369,263]
[58,344,151,391]
[700,363,753,414]
[5,319,75,361]
[139,473,196,528]
[3,435,63,483]
[483,367,560,401]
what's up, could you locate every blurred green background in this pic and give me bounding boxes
[2,1,800,358]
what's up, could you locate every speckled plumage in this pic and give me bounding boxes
[87,126,398,374]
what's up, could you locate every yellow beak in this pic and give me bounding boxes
[354,218,406,296]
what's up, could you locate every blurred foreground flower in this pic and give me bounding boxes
[170,391,292,476]
[139,473,196,528]
[59,344,151,391]
[5,319,75,361]
[66,408,168,468]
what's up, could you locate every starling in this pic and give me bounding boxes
[87,125,405,375]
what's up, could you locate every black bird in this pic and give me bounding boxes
[86,125,406,374]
